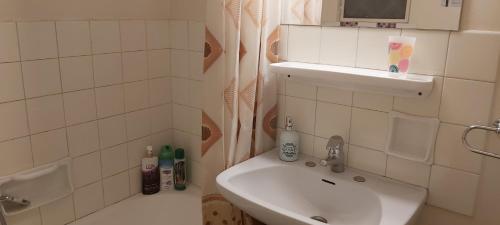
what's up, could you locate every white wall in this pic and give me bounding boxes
[278,0,500,224]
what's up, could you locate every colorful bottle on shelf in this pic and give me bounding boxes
[141,145,160,195]
[174,148,187,191]
[159,145,174,190]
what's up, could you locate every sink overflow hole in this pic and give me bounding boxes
[321,179,336,186]
[311,216,328,223]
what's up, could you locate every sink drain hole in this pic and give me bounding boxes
[311,216,328,223]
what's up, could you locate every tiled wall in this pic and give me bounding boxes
[0,19,204,225]
[278,25,500,217]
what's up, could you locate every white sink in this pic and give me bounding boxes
[216,150,427,225]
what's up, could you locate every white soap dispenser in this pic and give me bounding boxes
[279,116,300,162]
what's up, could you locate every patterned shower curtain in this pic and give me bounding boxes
[201,0,281,224]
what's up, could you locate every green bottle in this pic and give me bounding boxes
[159,145,174,190]
[174,148,187,190]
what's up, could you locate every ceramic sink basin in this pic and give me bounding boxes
[216,150,427,225]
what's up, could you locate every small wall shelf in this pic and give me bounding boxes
[270,62,434,98]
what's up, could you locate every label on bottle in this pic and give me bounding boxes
[159,160,174,190]
[280,142,298,161]
[142,158,160,195]
[174,159,186,189]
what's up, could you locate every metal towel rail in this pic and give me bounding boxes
[462,119,500,159]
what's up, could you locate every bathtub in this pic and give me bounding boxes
[70,186,202,225]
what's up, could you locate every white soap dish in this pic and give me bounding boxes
[0,158,73,216]
[386,112,439,164]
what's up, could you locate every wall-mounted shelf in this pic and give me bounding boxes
[270,62,434,98]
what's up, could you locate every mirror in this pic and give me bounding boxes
[282,0,463,30]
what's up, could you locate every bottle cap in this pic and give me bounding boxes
[175,148,185,159]
[146,145,153,156]
[285,116,294,131]
[160,145,174,160]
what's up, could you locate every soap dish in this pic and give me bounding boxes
[0,158,73,216]
[386,112,439,164]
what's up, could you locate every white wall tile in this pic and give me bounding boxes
[190,160,203,187]
[172,104,201,135]
[95,85,125,118]
[103,171,130,206]
[188,80,202,108]
[356,28,401,70]
[127,136,151,168]
[0,23,20,63]
[435,123,484,174]
[284,96,316,135]
[172,78,189,104]
[40,195,75,225]
[446,31,500,82]
[285,80,317,100]
[124,81,149,112]
[147,20,170,50]
[402,30,449,75]
[148,49,170,78]
[60,56,94,92]
[428,165,480,216]
[73,181,104,219]
[348,144,386,176]
[27,95,65,134]
[90,21,121,54]
[67,121,100,157]
[353,92,393,112]
[126,109,151,140]
[22,59,62,98]
[120,20,146,52]
[93,53,123,87]
[149,77,172,106]
[278,25,289,61]
[101,144,128,177]
[386,156,431,187]
[0,62,24,103]
[31,128,68,166]
[189,51,204,80]
[63,89,97,125]
[394,76,443,117]
[56,21,91,57]
[98,115,127,148]
[150,104,172,133]
[188,21,205,51]
[320,27,358,67]
[287,25,321,63]
[151,130,173,153]
[18,22,58,60]
[0,137,32,176]
[171,49,189,77]
[315,102,351,140]
[0,101,29,141]
[122,51,148,82]
[129,167,142,195]
[317,86,353,106]
[439,78,495,126]
[72,152,101,188]
[169,20,188,49]
[350,108,388,151]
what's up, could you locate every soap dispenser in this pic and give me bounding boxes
[279,116,300,162]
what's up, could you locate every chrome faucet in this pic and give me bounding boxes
[320,136,345,173]
[0,194,31,225]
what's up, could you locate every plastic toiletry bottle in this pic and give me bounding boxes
[142,145,160,195]
[174,148,187,191]
[279,116,300,162]
[159,145,174,190]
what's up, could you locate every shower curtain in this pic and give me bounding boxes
[201,0,281,224]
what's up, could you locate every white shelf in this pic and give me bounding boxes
[270,62,434,98]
